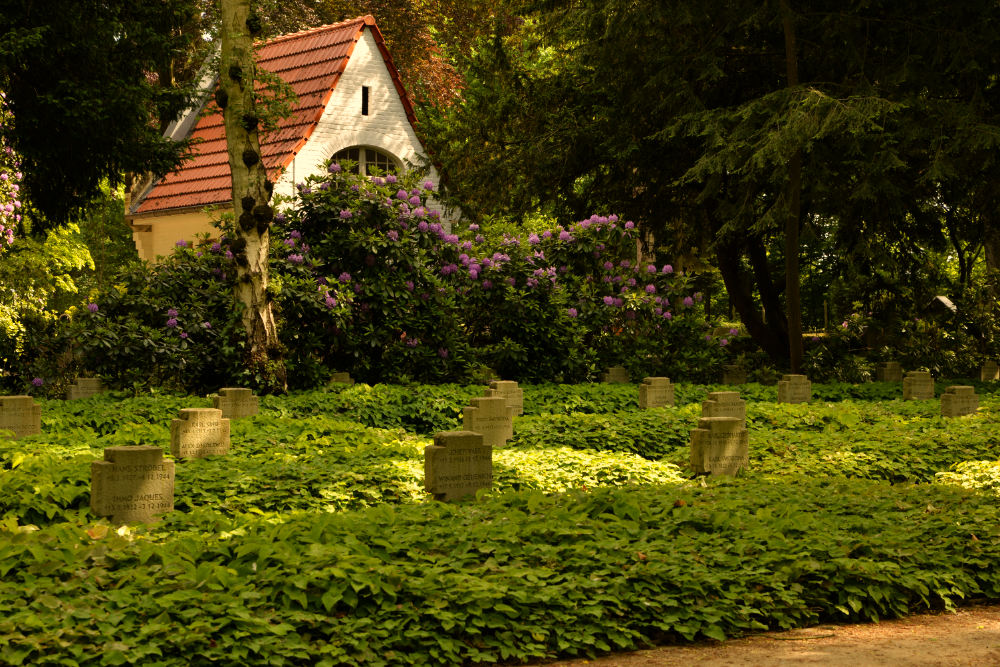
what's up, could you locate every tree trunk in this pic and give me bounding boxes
[220,0,286,391]
[780,0,804,373]
[716,241,789,361]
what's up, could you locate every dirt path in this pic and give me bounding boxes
[540,603,1000,666]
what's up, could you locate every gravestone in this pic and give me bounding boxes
[639,377,675,409]
[689,417,749,476]
[600,366,630,383]
[777,374,811,404]
[485,380,524,416]
[67,377,104,400]
[169,408,230,459]
[981,361,999,382]
[701,391,746,425]
[211,387,258,419]
[462,396,515,448]
[902,371,935,400]
[90,446,174,523]
[329,372,355,385]
[875,362,904,383]
[424,431,493,501]
[941,385,978,417]
[0,395,41,438]
[722,364,747,385]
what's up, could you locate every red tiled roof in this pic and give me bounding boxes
[133,15,416,215]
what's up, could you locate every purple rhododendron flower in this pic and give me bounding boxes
[288,254,304,264]
[32,377,43,387]
[338,272,351,282]
[175,239,187,248]
[482,280,493,289]
[603,261,614,271]
[275,213,286,223]
[396,189,409,200]
[438,348,449,358]
[424,181,434,190]
[567,307,578,317]
[645,284,656,294]
[325,296,337,308]
[720,339,729,346]
[646,264,657,273]
[167,308,178,318]
[664,311,673,319]
[202,321,211,329]
[654,307,663,316]
[683,296,694,307]
[404,281,414,291]
[180,332,188,339]
[385,174,398,184]
[469,269,479,279]
[211,242,222,252]
[387,230,399,241]
[475,234,485,243]
[624,221,635,229]
[468,223,480,231]
[526,277,539,288]
[87,303,99,313]
[559,230,572,241]
[225,250,234,260]
[528,233,540,245]
[408,195,421,205]
[662,264,673,274]
[340,209,353,219]
[328,163,342,173]
[418,221,429,232]
[603,296,615,306]
[166,318,178,328]
[506,277,516,286]
[283,238,296,247]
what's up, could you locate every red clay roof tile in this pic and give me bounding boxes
[133,15,415,216]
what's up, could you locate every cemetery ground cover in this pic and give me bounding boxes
[3,382,1000,665]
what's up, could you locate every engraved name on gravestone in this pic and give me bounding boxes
[91,446,174,523]
[722,364,747,385]
[67,377,104,400]
[689,417,749,476]
[701,391,746,425]
[463,396,515,448]
[639,377,675,409]
[170,408,230,459]
[902,371,935,400]
[485,380,524,416]
[941,385,978,418]
[211,387,258,419]
[600,366,630,383]
[424,431,493,502]
[777,374,811,404]
[981,361,999,382]
[0,395,41,439]
[875,362,904,383]
[329,372,355,385]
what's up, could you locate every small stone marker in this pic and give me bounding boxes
[941,385,978,417]
[485,380,524,416]
[701,391,746,425]
[0,395,41,438]
[91,446,174,523]
[722,364,747,385]
[211,387,258,419]
[902,371,935,400]
[600,366,630,383]
[329,371,355,385]
[875,362,904,383]
[777,374,811,404]
[981,361,999,382]
[690,417,749,476]
[169,408,230,459]
[66,377,104,400]
[424,431,493,501]
[639,377,675,409]
[462,396,515,448]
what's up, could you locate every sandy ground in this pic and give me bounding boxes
[538,603,1000,666]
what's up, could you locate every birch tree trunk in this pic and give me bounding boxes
[219,0,286,391]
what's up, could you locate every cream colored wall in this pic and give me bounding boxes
[130,209,223,262]
[275,28,440,203]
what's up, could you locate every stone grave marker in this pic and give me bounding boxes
[91,446,174,523]
[902,371,935,400]
[981,361,999,382]
[875,362,904,383]
[211,387,258,419]
[0,395,41,438]
[600,366,630,383]
[66,377,104,400]
[722,364,747,385]
[941,385,978,417]
[329,371,355,385]
[424,431,493,501]
[170,408,230,459]
[639,377,675,409]
[689,417,749,476]
[462,396,515,448]
[777,374,811,404]
[485,380,524,416]
[701,391,746,425]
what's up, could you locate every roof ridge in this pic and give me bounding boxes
[258,15,372,46]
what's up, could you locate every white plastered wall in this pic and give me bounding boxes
[274,28,440,205]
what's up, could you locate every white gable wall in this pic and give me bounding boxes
[274,28,440,202]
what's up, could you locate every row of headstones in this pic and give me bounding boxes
[601,364,748,385]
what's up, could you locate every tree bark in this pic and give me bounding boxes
[780,0,804,373]
[220,0,286,391]
[716,241,789,361]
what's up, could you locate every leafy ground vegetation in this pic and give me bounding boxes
[3,381,1000,665]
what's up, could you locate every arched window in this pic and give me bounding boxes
[332,146,398,176]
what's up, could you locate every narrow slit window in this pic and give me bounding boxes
[361,86,369,116]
